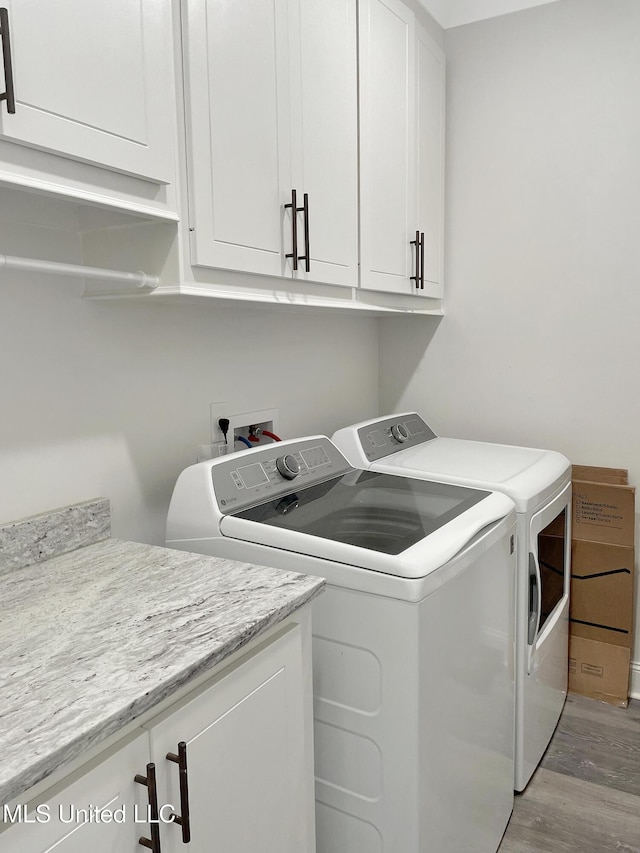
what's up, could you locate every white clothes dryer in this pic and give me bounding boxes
[332,413,571,792]
[166,436,517,853]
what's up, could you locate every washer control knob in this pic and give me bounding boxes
[276,454,301,480]
[390,423,410,444]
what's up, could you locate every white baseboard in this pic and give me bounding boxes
[630,660,640,700]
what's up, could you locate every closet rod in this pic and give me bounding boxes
[0,253,159,290]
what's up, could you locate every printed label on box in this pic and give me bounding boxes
[571,478,635,547]
[580,663,603,677]
[574,494,625,529]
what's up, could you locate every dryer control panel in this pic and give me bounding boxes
[210,436,354,513]
[357,414,437,462]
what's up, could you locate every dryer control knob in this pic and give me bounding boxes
[276,454,301,480]
[390,423,410,443]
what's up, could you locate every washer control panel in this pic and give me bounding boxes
[357,414,437,462]
[211,436,354,513]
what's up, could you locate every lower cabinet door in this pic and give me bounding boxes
[148,625,313,853]
[0,732,152,853]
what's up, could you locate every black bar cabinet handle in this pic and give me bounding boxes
[299,192,310,272]
[135,763,162,852]
[166,741,192,844]
[420,231,425,290]
[284,189,299,271]
[0,8,15,114]
[410,230,420,287]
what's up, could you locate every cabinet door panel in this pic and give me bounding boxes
[184,0,292,277]
[150,627,312,853]
[0,733,151,853]
[417,25,445,297]
[291,0,358,287]
[0,0,174,183]
[359,0,415,294]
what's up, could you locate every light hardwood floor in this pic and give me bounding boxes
[498,693,640,852]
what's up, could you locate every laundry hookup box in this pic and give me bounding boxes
[568,466,636,707]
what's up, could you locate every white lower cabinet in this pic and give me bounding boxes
[0,732,151,853]
[0,624,314,853]
[148,624,313,853]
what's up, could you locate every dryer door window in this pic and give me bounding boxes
[526,482,571,676]
[538,508,567,632]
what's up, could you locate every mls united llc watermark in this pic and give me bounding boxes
[3,803,177,825]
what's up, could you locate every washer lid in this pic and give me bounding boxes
[219,469,515,578]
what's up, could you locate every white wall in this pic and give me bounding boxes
[379,0,640,667]
[0,226,378,545]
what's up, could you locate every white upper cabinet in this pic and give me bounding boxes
[183,0,291,278]
[183,0,358,287]
[359,0,445,298]
[289,0,359,287]
[0,0,175,185]
[359,0,416,295]
[416,23,445,297]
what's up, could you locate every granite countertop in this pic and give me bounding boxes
[0,500,324,806]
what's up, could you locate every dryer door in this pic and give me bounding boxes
[527,482,571,675]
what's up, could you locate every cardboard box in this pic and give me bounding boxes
[571,466,635,547]
[570,539,634,648]
[568,465,636,706]
[568,635,631,707]
[572,465,628,485]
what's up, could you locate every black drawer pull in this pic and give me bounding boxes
[135,763,162,852]
[0,8,15,114]
[410,230,421,288]
[284,188,299,271]
[167,741,192,843]
[299,192,310,272]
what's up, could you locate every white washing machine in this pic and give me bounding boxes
[332,414,571,792]
[166,436,517,853]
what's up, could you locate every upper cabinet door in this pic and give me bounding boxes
[416,24,445,297]
[184,0,293,278]
[183,0,358,286]
[359,1,445,298]
[289,0,358,288]
[0,0,175,184]
[359,0,416,294]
